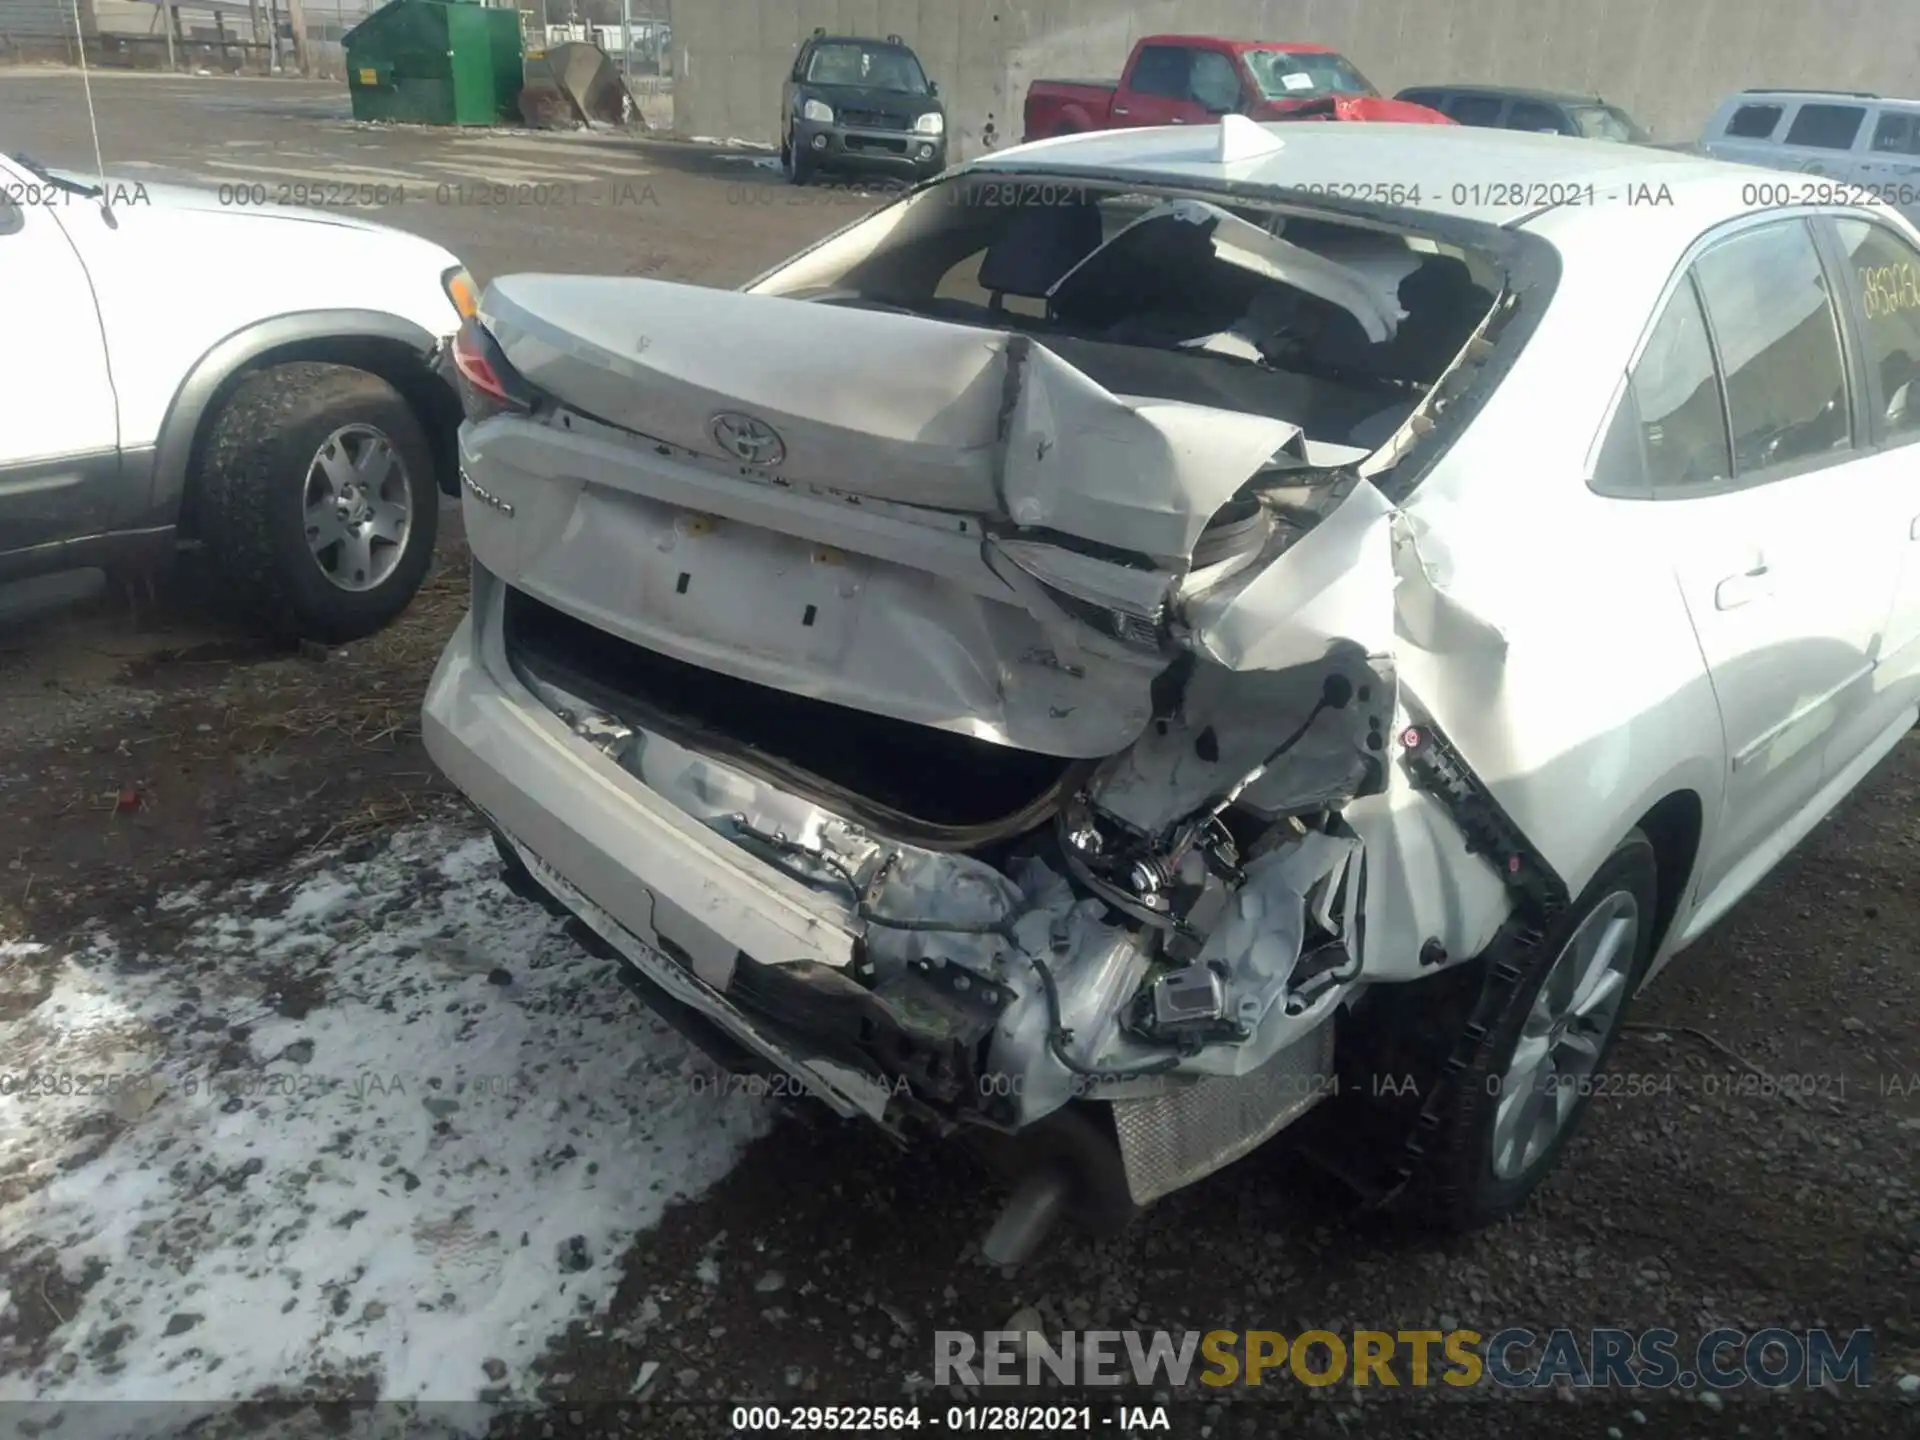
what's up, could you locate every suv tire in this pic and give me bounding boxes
[192,361,439,644]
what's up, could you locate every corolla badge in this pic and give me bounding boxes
[460,467,515,516]
[709,411,786,467]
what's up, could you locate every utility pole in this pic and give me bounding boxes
[285,0,310,74]
[162,0,178,69]
[619,0,629,78]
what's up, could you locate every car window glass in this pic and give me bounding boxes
[1724,103,1782,140]
[1692,221,1851,473]
[1130,46,1190,99]
[1870,110,1920,156]
[1629,279,1732,492]
[1398,89,1444,109]
[1187,49,1241,110]
[1508,101,1566,133]
[1572,105,1644,142]
[1833,217,1920,441]
[805,43,926,93]
[0,195,19,235]
[1783,103,1865,150]
[1243,48,1374,99]
[1449,95,1504,126]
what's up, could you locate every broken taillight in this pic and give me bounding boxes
[450,316,538,423]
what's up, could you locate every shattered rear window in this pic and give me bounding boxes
[756,172,1514,452]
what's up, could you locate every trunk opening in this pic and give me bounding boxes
[502,587,1082,847]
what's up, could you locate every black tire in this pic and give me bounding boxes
[787,137,815,186]
[1400,830,1659,1230]
[191,361,439,644]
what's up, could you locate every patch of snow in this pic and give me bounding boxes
[0,823,773,1414]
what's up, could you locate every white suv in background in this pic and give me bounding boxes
[0,152,478,641]
[1700,89,1920,221]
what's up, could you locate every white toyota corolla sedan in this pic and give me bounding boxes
[421,119,1920,1262]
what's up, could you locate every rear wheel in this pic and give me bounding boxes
[190,361,439,643]
[1403,830,1658,1229]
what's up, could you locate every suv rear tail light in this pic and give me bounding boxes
[450,316,539,423]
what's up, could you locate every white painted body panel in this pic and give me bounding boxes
[0,158,464,463]
[51,179,465,450]
[0,180,118,470]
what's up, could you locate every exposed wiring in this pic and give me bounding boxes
[1026,951,1184,1080]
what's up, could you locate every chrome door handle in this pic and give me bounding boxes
[1170,117,1186,124]
[1112,106,1130,116]
[1910,513,1920,540]
[1714,564,1773,610]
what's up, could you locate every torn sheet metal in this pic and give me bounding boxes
[1169,830,1360,1078]
[1390,511,1509,654]
[1087,654,1392,830]
[1001,343,1303,560]
[1186,477,1400,670]
[516,662,1370,1125]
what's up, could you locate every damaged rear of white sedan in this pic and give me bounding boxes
[422,120,1920,1261]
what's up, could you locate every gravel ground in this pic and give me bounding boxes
[0,67,1914,1440]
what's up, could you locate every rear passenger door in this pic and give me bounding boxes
[1821,211,1920,718]
[1630,217,1884,896]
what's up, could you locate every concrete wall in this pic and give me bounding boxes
[673,0,1920,156]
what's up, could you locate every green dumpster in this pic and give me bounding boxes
[343,0,524,127]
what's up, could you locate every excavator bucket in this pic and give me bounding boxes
[518,42,645,129]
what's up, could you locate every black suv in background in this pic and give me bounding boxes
[782,29,947,184]
[1393,84,1650,142]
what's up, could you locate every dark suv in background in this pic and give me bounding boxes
[1393,84,1650,142]
[782,29,947,185]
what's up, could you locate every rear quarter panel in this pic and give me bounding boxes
[1364,206,1728,964]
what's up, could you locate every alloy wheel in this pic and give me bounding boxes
[1488,890,1640,1180]
[301,423,412,593]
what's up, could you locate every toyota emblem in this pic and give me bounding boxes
[709,411,786,468]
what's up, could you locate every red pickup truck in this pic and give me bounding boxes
[1023,35,1451,141]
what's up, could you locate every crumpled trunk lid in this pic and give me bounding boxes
[480,275,1302,562]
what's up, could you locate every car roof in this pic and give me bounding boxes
[1137,34,1337,54]
[974,122,1755,227]
[1400,84,1611,107]
[806,35,918,50]
[1726,88,1881,101]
